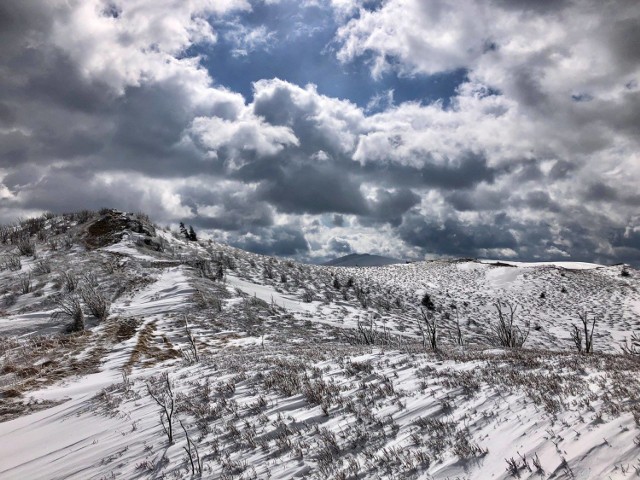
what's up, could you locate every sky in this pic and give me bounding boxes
[0,0,639,265]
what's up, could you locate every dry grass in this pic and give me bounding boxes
[125,321,180,373]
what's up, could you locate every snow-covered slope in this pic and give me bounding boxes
[0,210,639,479]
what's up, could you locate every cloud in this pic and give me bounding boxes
[223,22,278,57]
[234,225,310,256]
[190,114,299,158]
[328,237,353,254]
[1,0,639,265]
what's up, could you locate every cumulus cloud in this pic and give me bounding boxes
[0,0,639,265]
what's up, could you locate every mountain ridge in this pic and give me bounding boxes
[322,252,404,267]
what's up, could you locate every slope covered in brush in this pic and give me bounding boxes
[0,210,639,479]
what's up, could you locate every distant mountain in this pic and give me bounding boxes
[322,253,404,267]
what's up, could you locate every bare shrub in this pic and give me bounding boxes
[19,273,32,294]
[4,292,18,307]
[73,210,94,224]
[570,310,596,354]
[52,294,85,332]
[345,315,393,346]
[60,271,79,292]
[192,258,212,278]
[421,292,436,310]
[36,228,48,243]
[0,224,12,244]
[16,236,36,257]
[490,300,529,348]
[80,284,110,321]
[182,316,199,363]
[180,420,202,476]
[83,271,99,287]
[505,457,520,477]
[451,304,465,347]
[214,263,225,282]
[4,255,21,271]
[263,263,274,279]
[20,216,46,236]
[620,332,640,356]
[452,430,487,458]
[146,372,176,443]
[32,259,52,275]
[418,307,437,351]
[219,253,236,270]
[62,235,74,249]
[192,288,223,312]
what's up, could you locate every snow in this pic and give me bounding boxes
[111,266,193,317]
[480,259,604,270]
[226,274,318,313]
[1,213,639,480]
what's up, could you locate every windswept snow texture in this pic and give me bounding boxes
[1,211,640,480]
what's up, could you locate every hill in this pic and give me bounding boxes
[0,209,639,479]
[322,252,404,267]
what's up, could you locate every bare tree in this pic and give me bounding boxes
[571,310,596,354]
[146,372,176,443]
[418,307,438,351]
[491,300,529,348]
[52,294,85,332]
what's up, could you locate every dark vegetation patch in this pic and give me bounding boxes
[83,210,156,249]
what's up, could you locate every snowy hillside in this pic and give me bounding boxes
[1,210,639,479]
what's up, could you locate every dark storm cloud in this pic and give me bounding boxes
[178,183,275,231]
[328,237,352,254]
[399,214,518,257]
[608,17,640,69]
[582,182,640,207]
[547,160,577,180]
[357,152,498,191]
[422,154,498,189]
[519,190,561,212]
[234,225,309,256]
[446,189,504,212]
[256,164,370,215]
[363,188,421,226]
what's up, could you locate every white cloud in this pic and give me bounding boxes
[47,0,251,94]
[190,113,299,158]
[224,23,277,57]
